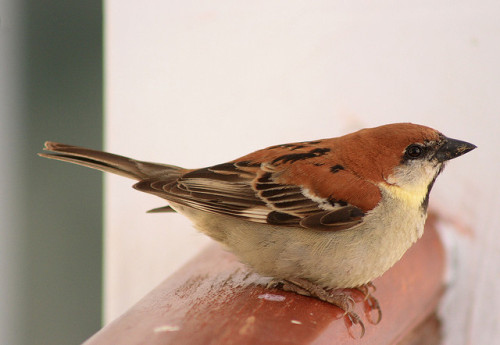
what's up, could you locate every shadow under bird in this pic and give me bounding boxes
[39,122,476,336]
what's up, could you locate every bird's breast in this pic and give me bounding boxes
[170,193,427,288]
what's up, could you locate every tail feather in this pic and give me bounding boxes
[39,141,184,181]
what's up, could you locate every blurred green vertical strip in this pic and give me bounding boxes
[0,1,26,345]
[23,1,103,344]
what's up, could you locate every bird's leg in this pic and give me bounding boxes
[355,282,382,325]
[267,278,365,338]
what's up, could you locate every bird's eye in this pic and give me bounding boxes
[405,144,424,159]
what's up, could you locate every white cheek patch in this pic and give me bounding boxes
[386,160,442,192]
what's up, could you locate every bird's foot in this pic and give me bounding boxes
[267,278,365,338]
[355,282,382,325]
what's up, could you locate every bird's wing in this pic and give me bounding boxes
[134,140,382,231]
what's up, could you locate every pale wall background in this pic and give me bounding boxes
[106,2,499,344]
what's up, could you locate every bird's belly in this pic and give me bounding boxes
[171,201,426,288]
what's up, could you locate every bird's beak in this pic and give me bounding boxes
[435,137,477,162]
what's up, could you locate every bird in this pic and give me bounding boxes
[39,123,475,336]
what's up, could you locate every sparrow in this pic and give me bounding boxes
[39,123,475,335]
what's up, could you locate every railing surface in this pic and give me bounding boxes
[85,218,444,345]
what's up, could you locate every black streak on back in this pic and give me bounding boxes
[271,148,331,165]
[330,164,345,173]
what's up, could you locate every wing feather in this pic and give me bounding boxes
[134,157,370,231]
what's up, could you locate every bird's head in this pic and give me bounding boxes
[339,123,476,207]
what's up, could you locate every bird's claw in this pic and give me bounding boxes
[345,310,366,339]
[356,283,382,325]
[268,278,375,338]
